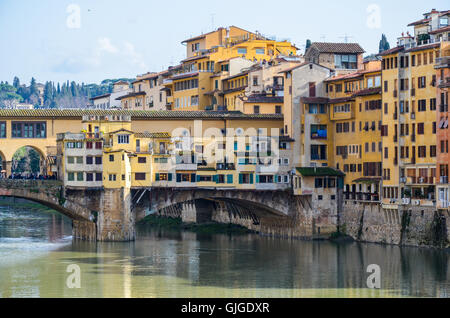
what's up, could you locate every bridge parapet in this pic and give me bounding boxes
[0,179,63,192]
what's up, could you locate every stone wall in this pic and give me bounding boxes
[341,201,450,248]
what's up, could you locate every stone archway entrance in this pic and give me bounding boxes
[10,146,46,179]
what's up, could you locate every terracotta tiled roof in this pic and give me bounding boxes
[0,109,284,120]
[309,42,365,54]
[407,18,431,27]
[300,97,329,104]
[325,72,364,82]
[115,92,146,100]
[377,46,404,56]
[429,25,450,35]
[170,72,199,80]
[328,97,354,104]
[90,93,111,101]
[243,95,283,104]
[404,42,440,53]
[135,132,171,138]
[352,87,382,97]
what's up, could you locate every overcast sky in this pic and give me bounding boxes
[0,0,448,85]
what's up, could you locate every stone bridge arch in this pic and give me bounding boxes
[146,188,314,218]
[0,180,97,240]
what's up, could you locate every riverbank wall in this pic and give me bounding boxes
[340,201,450,248]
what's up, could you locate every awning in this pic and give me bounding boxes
[296,167,345,177]
[352,177,382,184]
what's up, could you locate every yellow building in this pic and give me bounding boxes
[164,26,298,111]
[379,38,441,206]
[325,68,383,201]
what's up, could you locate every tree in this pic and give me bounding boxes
[13,77,20,89]
[379,34,390,53]
[0,83,23,108]
[305,39,312,52]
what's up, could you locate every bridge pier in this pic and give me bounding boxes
[73,220,97,241]
[97,188,135,242]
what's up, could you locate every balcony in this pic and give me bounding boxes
[439,104,448,113]
[216,163,235,171]
[407,176,435,184]
[311,130,327,140]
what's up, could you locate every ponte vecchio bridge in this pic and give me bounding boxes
[0,109,338,241]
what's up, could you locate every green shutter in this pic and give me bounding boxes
[213,175,218,183]
[191,174,196,183]
[227,175,233,184]
[239,174,243,184]
[168,173,173,181]
[155,173,160,181]
[256,175,260,183]
[250,174,254,184]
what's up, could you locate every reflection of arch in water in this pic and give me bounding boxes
[11,145,46,176]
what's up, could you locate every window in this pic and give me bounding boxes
[418,100,426,112]
[418,76,426,89]
[335,54,358,69]
[117,134,129,144]
[77,172,84,181]
[86,173,94,182]
[237,48,247,54]
[95,142,102,149]
[430,146,437,157]
[68,172,75,181]
[76,157,83,164]
[95,156,102,165]
[95,173,102,181]
[418,146,426,158]
[86,142,93,149]
[11,122,46,138]
[109,174,117,181]
[275,105,282,114]
[67,157,74,164]
[311,145,327,160]
[135,173,146,181]
[253,76,258,86]
[417,123,424,135]
[239,173,253,184]
[0,122,5,138]
[109,154,114,162]
[138,157,147,164]
[254,105,260,114]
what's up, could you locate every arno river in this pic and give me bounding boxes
[0,198,448,298]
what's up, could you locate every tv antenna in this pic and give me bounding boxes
[339,34,354,43]
[211,13,216,30]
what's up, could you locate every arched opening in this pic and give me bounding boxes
[10,146,46,179]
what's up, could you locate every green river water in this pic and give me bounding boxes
[0,199,448,298]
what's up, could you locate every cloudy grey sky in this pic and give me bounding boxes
[0,0,447,84]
